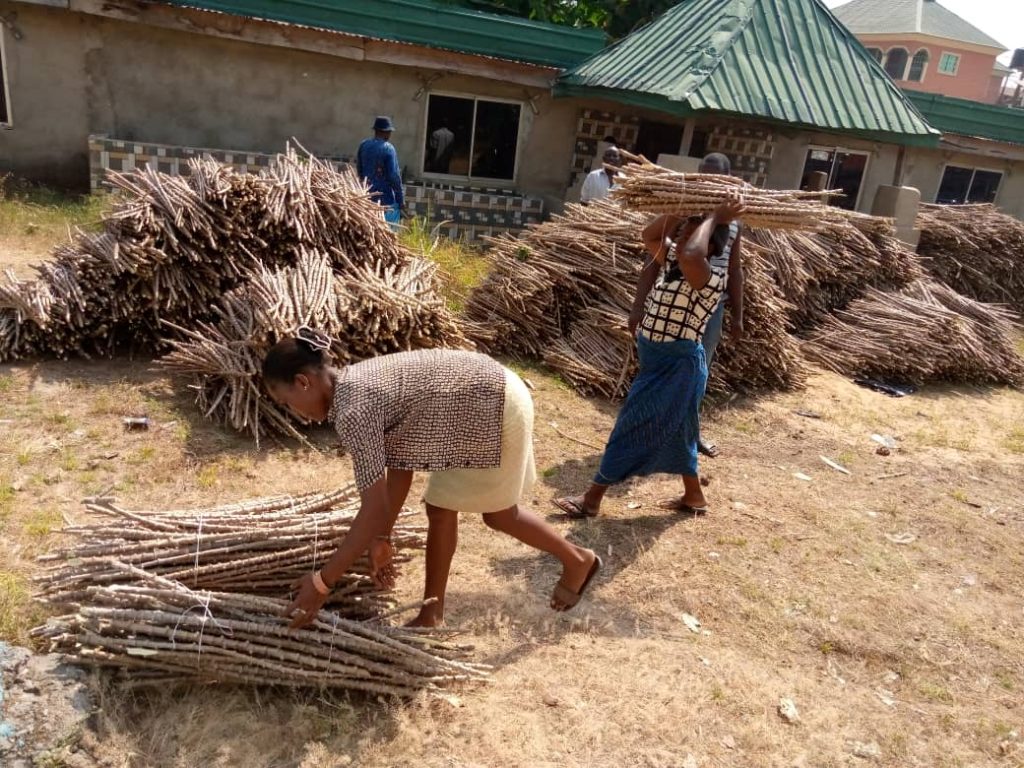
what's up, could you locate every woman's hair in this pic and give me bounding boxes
[262,327,332,385]
[699,152,732,176]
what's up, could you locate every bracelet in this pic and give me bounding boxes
[311,570,331,596]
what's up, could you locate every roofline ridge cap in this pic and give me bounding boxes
[664,0,760,102]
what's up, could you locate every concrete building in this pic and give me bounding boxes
[0,0,604,238]
[832,0,1008,105]
[2,0,1023,231]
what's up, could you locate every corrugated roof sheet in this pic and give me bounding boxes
[833,0,1005,51]
[158,0,606,69]
[556,0,940,145]
[906,91,1024,146]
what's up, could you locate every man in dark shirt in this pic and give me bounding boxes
[357,116,405,229]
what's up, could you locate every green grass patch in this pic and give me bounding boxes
[60,450,79,472]
[0,374,14,394]
[0,570,45,642]
[0,177,107,246]
[128,446,157,466]
[399,216,490,311]
[24,508,62,537]
[1004,427,1024,455]
[197,465,220,489]
[0,480,14,521]
[918,680,954,704]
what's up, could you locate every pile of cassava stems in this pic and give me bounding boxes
[0,148,467,441]
[804,280,1024,385]
[160,248,467,445]
[464,199,1023,394]
[33,486,489,694]
[916,203,1024,313]
[610,161,842,230]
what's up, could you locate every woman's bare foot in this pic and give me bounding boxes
[550,547,601,611]
[405,605,444,628]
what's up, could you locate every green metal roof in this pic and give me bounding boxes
[159,0,606,68]
[906,91,1024,146]
[833,0,1005,51]
[555,0,940,146]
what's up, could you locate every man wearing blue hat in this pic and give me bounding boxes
[357,116,405,229]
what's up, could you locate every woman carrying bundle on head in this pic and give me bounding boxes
[554,190,746,519]
[263,331,601,629]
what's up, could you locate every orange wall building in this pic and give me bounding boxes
[833,0,1007,104]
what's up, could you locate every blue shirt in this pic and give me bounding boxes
[356,138,404,207]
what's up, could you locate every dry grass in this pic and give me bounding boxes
[2,208,1023,766]
[399,216,490,311]
[0,177,108,275]
[1,355,1022,767]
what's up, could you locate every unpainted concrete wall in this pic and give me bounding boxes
[0,2,576,196]
[768,130,900,213]
[902,145,1024,219]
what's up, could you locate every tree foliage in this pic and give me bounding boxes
[459,0,679,39]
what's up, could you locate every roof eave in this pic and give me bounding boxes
[554,83,941,148]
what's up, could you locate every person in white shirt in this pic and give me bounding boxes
[580,147,623,203]
[429,122,455,173]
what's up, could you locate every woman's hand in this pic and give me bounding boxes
[713,192,746,225]
[369,538,398,590]
[284,573,330,630]
[728,315,745,342]
[627,306,644,336]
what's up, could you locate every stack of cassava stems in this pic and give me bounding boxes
[803,279,1024,385]
[916,203,1024,313]
[0,148,417,362]
[34,485,425,618]
[33,486,489,693]
[0,148,469,441]
[464,193,1023,396]
[159,250,468,446]
[611,161,840,230]
[463,200,807,397]
[744,224,925,330]
[33,565,487,695]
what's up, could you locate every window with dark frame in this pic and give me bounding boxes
[800,147,869,211]
[0,30,9,126]
[907,49,929,82]
[936,165,1002,204]
[884,48,909,80]
[423,94,521,182]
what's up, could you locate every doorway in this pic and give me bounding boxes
[800,147,870,211]
[636,121,684,163]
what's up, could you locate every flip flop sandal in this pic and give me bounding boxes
[552,497,598,519]
[677,504,708,516]
[698,439,720,458]
[656,497,709,515]
[551,556,603,612]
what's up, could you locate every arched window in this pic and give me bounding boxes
[884,48,909,80]
[907,49,929,82]
[866,47,883,65]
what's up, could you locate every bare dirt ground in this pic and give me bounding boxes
[1,352,1022,767]
[2,206,1023,767]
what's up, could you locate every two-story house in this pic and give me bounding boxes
[833,0,1007,105]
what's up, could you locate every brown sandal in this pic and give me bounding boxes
[552,497,598,519]
[551,556,602,611]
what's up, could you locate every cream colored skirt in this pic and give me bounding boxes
[423,368,537,514]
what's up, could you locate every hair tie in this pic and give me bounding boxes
[296,326,333,352]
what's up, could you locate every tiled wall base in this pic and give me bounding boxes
[88,136,543,243]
